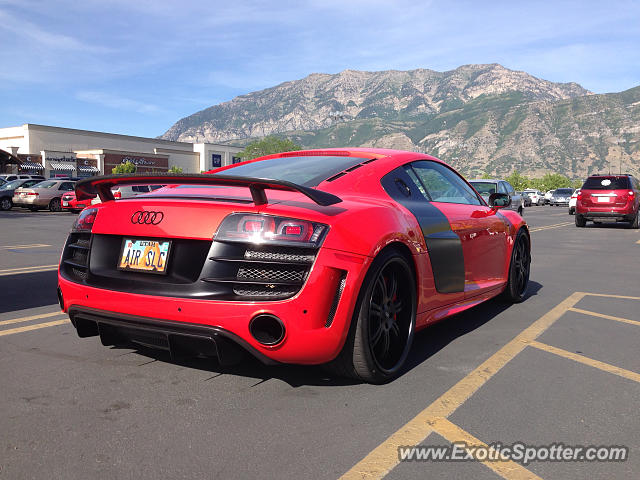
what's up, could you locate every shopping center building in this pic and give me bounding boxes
[0,124,243,178]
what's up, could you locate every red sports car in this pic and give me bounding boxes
[61,190,93,213]
[58,149,530,383]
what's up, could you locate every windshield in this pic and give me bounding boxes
[582,176,631,190]
[469,181,497,195]
[31,181,57,189]
[0,180,22,190]
[218,155,372,187]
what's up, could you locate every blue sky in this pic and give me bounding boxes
[1,0,639,138]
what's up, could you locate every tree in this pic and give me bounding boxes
[239,136,301,160]
[505,170,530,191]
[168,165,183,173]
[112,161,137,174]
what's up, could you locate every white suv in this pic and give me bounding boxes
[523,189,543,206]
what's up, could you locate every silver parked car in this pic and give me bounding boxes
[549,188,574,207]
[469,179,524,215]
[12,179,76,211]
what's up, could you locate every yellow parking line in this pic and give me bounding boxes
[0,264,58,276]
[583,292,640,300]
[339,292,586,479]
[529,340,640,383]
[0,311,64,326]
[529,222,573,232]
[569,307,640,327]
[0,319,69,337]
[428,417,542,480]
[0,243,51,249]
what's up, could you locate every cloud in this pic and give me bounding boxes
[76,91,162,114]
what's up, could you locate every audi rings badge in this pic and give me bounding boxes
[131,210,164,225]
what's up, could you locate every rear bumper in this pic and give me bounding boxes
[580,211,635,221]
[58,247,372,365]
[68,306,279,365]
[12,195,48,207]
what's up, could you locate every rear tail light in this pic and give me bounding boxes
[72,208,98,232]
[215,213,328,247]
[27,192,39,196]
[113,191,122,199]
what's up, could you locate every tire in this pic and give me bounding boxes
[49,198,62,212]
[327,249,416,384]
[575,214,586,227]
[569,207,575,215]
[501,229,530,303]
[0,197,12,211]
[629,210,639,229]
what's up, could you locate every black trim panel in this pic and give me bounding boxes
[381,166,465,293]
[68,306,278,365]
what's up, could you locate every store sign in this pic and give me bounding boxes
[103,153,168,172]
[121,156,156,166]
[47,155,76,162]
[17,154,43,163]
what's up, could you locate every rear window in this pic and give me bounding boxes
[218,155,372,187]
[32,181,57,189]
[469,181,497,195]
[582,176,631,190]
[555,188,573,195]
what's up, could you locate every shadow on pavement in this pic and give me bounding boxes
[113,281,543,387]
[0,270,59,313]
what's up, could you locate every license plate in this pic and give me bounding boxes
[597,196,610,203]
[118,238,171,274]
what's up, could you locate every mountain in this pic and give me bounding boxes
[161,64,640,178]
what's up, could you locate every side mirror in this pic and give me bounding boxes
[489,192,511,209]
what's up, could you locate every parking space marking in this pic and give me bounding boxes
[0,264,58,276]
[0,243,51,249]
[0,311,64,326]
[529,341,640,383]
[581,292,640,300]
[568,307,640,327]
[339,292,586,480]
[529,222,574,233]
[427,417,542,480]
[0,319,69,337]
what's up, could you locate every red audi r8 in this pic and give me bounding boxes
[58,149,530,383]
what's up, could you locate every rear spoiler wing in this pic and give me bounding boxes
[75,173,342,206]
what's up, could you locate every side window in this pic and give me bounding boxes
[504,181,515,194]
[498,182,508,194]
[407,161,481,205]
[59,182,74,191]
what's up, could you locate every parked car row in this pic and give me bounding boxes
[1,179,164,212]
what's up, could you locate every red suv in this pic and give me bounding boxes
[575,174,639,228]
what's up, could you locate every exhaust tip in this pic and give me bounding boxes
[249,314,285,346]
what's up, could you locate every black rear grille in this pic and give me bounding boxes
[60,232,92,283]
[204,242,317,300]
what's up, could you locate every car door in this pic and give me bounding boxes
[408,161,509,296]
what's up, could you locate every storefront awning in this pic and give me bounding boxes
[77,165,100,173]
[20,162,44,170]
[50,162,76,171]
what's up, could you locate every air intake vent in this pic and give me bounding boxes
[61,232,92,283]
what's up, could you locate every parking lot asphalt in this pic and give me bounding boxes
[1,205,638,479]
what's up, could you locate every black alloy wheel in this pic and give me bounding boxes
[0,197,11,211]
[502,229,530,303]
[328,249,416,384]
